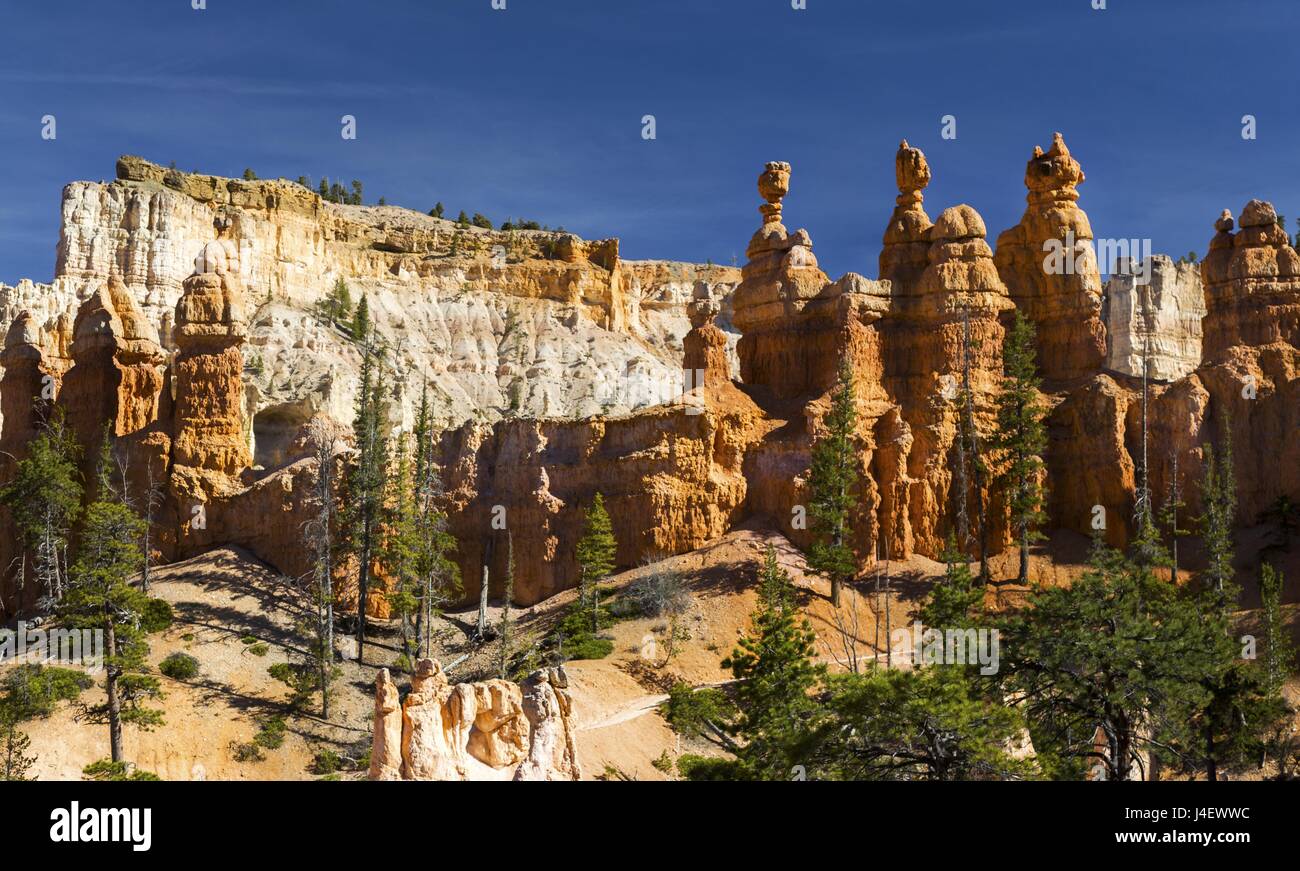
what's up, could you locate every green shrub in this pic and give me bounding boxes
[676,754,739,781]
[253,715,287,751]
[312,749,342,775]
[82,759,160,781]
[564,635,613,661]
[139,598,174,633]
[1,664,92,720]
[662,682,735,739]
[239,635,257,645]
[247,642,269,657]
[158,652,199,681]
[652,751,674,773]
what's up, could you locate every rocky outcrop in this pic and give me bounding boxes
[994,133,1107,382]
[1200,200,1300,361]
[368,659,579,781]
[170,216,251,504]
[29,156,740,438]
[885,204,1014,555]
[1104,255,1204,382]
[879,140,934,293]
[58,274,166,452]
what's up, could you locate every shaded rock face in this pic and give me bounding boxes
[994,133,1107,382]
[1104,256,1204,382]
[368,660,579,782]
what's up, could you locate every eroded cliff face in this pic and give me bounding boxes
[1104,255,1204,382]
[3,139,1297,622]
[1,155,740,448]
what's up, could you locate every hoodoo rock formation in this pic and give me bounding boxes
[994,133,1107,383]
[170,215,251,503]
[3,138,1298,624]
[368,660,580,781]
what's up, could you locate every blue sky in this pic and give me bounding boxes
[1,0,1298,285]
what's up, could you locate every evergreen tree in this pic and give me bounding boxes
[1162,432,1287,781]
[575,492,616,610]
[58,432,162,764]
[1260,563,1294,695]
[990,311,1047,583]
[0,408,82,606]
[0,708,35,781]
[350,293,371,342]
[717,550,822,780]
[456,210,470,228]
[409,384,460,658]
[242,168,257,181]
[797,666,1030,781]
[995,542,1217,781]
[302,418,339,716]
[430,202,445,219]
[807,357,859,606]
[379,436,420,671]
[342,340,389,664]
[919,535,984,631]
[350,180,363,205]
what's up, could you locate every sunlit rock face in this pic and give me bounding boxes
[1103,255,1204,383]
[3,155,739,439]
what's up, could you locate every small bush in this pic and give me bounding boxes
[233,742,263,762]
[82,759,160,781]
[312,749,342,775]
[159,652,199,681]
[139,598,174,633]
[652,751,674,773]
[564,635,613,661]
[253,715,287,751]
[676,754,739,781]
[2,664,92,720]
[239,635,257,645]
[247,642,269,657]
[662,682,735,739]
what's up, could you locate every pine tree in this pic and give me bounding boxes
[720,550,822,780]
[303,418,339,716]
[575,492,616,611]
[342,339,389,664]
[995,542,1216,781]
[350,294,371,343]
[1260,563,1294,696]
[1157,449,1187,584]
[990,311,1047,584]
[1199,423,1237,605]
[799,667,1030,781]
[430,202,445,219]
[409,384,460,659]
[58,432,162,764]
[0,709,35,781]
[380,436,421,671]
[807,357,859,606]
[0,408,82,606]
[919,535,984,631]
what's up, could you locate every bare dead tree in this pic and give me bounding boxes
[823,588,866,674]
